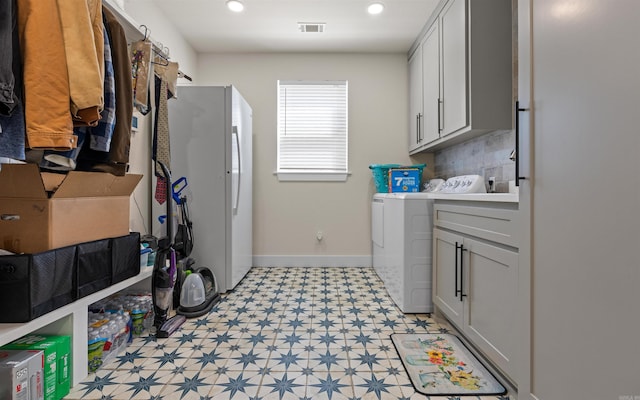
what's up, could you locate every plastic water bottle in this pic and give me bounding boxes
[130,301,146,337]
[87,328,106,372]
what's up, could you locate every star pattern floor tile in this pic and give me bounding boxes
[64,267,513,400]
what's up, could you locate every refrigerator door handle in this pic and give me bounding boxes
[232,126,241,215]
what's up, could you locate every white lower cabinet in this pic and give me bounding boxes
[433,201,519,382]
[433,229,464,323]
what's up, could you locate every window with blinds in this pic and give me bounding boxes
[277,80,349,181]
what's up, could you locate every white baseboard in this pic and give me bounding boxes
[252,255,372,268]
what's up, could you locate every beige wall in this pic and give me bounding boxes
[122,0,199,237]
[123,1,198,79]
[196,53,433,265]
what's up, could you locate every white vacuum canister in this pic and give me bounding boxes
[180,273,206,308]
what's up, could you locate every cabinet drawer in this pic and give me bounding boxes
[433,203,518,248]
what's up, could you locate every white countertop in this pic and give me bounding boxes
[373,192,519,203]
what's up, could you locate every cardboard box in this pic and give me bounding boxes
[389,168,421,192]
[0,350,44,400]
[0,163,141,254]
[2,335,71,400]
[49,336,71,400]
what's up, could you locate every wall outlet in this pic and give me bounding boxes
[488,176,496,193]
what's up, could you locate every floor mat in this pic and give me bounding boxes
[391,333,506,396]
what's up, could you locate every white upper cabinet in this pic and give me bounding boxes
[408,46,423,152]
[408,22,440,152]
[440,0,467,136]
[409,23,440,152]
[408,0,513,154]
[421,22,441,145]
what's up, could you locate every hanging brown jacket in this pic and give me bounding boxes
[17,0,76,150]
[57,0,105,126]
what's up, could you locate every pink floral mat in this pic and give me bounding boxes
[391,333,506,396]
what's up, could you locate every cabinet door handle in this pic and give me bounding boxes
[455,242,461,298]
[459,244,468,302]
[515,100,529,187]
[437,98,443,133]
[416,114,420,144]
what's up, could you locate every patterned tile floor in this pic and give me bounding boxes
[65,267,512,400]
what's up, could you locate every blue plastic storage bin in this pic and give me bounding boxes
[369,164,401,192]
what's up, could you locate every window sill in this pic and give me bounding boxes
[275,171,351,182]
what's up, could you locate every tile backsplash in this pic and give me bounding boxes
[433,129,515,193]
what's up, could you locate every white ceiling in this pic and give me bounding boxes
[146,0,440,53]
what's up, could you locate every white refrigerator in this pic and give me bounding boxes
[167,85,252,292]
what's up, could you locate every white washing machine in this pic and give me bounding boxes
[372,192,434,313]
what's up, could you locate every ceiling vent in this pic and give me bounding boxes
[298,23,326,33]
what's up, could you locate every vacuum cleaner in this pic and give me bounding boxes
[152,162,186,338]
[170,183,221,318]
[177,267,221,318]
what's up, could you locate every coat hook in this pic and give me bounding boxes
[140,24,150,41]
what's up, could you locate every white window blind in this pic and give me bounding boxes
[277,80,348,180]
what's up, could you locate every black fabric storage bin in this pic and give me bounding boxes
[111,232,141,284]
[76,238,112,298]
[0,245,76,323]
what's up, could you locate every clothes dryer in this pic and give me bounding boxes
[372,192,434,313]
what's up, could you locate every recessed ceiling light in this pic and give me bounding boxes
[367,2,385,15]
[226,0,244,12]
